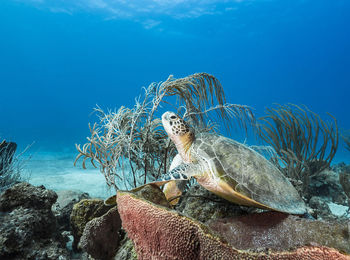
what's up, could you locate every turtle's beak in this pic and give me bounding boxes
[162,111,176,122]
[162,111,171,121]
[162,111,174,136]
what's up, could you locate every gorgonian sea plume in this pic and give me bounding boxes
[75,73,255,191]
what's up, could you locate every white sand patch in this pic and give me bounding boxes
[22,151,114,199]
[327,202,350,218]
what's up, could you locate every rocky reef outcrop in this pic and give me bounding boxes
[308,169,348,205]
[52,190,90,232]
[339,165,350,199]
[0,182,70,259]
[304,165,350,220]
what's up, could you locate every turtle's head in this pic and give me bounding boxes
[162,112,191,137]
[162,112,194,160]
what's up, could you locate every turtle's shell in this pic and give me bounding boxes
[191,132,307,215]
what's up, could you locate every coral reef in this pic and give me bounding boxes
[70,74,350,259]
[0,182,70,259]
[117,184,350,260]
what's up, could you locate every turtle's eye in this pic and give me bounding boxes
[170,115,177,120]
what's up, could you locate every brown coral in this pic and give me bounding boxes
[117,185,350,260]
[79,207,121,259]
[70,198,113,250]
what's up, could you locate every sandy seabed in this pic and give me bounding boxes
[22,150,113,199]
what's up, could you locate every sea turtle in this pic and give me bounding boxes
[108,111,307,215]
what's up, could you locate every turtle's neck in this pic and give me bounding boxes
[171,130,195,163]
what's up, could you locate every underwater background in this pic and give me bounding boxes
[0,0,349,198]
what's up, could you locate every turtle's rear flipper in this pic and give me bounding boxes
[163,181,184,205]
[134,163,195,205]
[103,181,170,206]
[104,195,117,206]
[104,163,199,206]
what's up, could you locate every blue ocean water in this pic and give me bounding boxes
[0,0,349,196]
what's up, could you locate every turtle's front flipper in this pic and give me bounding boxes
[162,162,202,205]
[155,163,191,183]
[164,154,186,204]
[164,154,184,196]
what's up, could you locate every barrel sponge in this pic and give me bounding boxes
[117,189,350,260]
[117,190,243,259]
